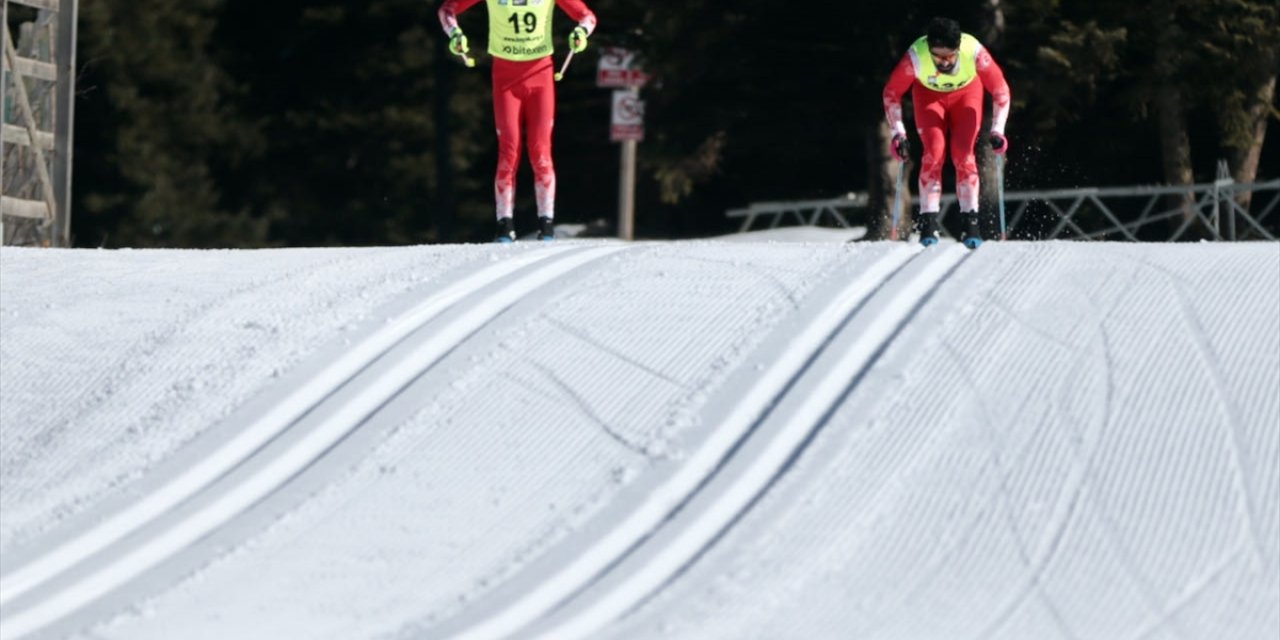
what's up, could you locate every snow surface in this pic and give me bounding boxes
[0,235,1277,640]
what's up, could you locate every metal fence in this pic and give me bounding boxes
[728,166,1279,242]
[1,0,77,247]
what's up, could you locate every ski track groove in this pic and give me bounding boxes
[1073,276,1196,640]
[517,246,971,640]
[1120,251,1273,569]
[1162,270,1265,568]
[591,243,1277,640]
[1084,298,1195,640]
[1125,544,1247,640]
[411,245,924,640]
[5,243,1275,640]
[543,317,687,389]
[519,362,653,457]
[869,248,1096,640]
[0,245,625,640]
[0,249,378,547]
[1101,267,1252,611]
[939,339,1083,640]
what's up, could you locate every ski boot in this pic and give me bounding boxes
[536,216,555,242]
[494,217,516,244]
[915,213,941,247]
[960,211,983,249]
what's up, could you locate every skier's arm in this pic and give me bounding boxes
[555,0,597,36]
[437,0,483,36]
[882,53,917,137]
[976,45,1011,134]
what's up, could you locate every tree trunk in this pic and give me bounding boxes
[1155,82,1199,237]
[978,0,1006,236]
[867,122,907,241]
[980,0,1006,48]
[1222,73,1276,234]
[1149,10,1200,238]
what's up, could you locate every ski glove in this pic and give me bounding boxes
[569,26,590,53]
[989,132,1008,155]
[891,133,910,161]
[448,28,469,57]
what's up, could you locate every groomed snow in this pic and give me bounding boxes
[0,237,1276,640]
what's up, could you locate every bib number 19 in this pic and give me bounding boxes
[508,12,537,34]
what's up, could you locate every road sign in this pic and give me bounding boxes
[597,47,648,88]
[610,89,645,142]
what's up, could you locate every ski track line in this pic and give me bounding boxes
[520,245,971,640]
[0,246,570,605]
[428,245,965,640]
[0,245,624,640]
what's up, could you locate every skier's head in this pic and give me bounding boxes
[926,17,963,49]
[925,17,963,72]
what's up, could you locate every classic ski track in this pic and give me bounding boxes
[422,244,970,640]
[519,245,972,640]
[0,244,626,640]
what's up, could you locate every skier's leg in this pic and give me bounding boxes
[914,98,948,245]
[492,62,524,236]
[949,87,984,247]
[949,87,983,214]
[524,59,557,239]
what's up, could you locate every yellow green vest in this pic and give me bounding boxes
[912,33,979,92]
[486,0,556,61]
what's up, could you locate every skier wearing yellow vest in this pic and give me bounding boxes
[438,0,597,242]
[882,17,1011,248]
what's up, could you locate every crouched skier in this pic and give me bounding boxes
[883,16,1011,248]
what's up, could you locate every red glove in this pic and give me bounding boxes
[990,132,1008,155]
[891,133,910,161]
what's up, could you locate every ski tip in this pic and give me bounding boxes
[963,238,983,249]
[920,237,939,248]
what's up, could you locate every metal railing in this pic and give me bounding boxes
[728,167,1279,242]
[1,0,77,247]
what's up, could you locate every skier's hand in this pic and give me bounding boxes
[569,26,589,53]
[989,131,1008,156]
[891,133,910,161]
[447,27,469,57]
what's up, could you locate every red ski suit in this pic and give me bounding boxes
[882,41,1010,213]
[438,0,597,221]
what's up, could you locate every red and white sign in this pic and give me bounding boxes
[610,90,645,142]
[597,47,648,88]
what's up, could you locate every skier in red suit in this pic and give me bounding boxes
[438,0,597,242]
[883,17,1011,247]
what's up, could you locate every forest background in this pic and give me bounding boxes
[25,0,1279,247]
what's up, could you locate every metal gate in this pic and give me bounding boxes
[1,0,77,247]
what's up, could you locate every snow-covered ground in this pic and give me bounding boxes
[0,236,1276,640]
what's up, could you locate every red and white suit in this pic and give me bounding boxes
[438,0,596,222]
[882,42,1010,213]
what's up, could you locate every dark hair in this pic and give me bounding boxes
[926,17,963,49]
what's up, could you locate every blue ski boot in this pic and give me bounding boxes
[961,211,983,249]
[494,217,516,244]
[916,213,941,247]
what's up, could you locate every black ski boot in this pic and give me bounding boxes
[916,212,941,247]
[960,211,983,249]
[495,217,516,244]
[536,216,555,242]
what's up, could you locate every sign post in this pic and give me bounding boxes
[597,48,646,241]
[610,88,643,241]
